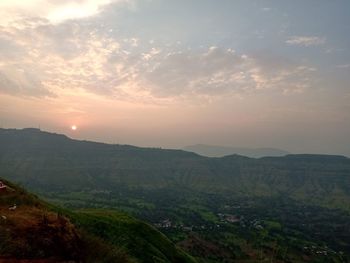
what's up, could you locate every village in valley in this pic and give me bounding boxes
[146,196,345,261]
[154,213,260,231]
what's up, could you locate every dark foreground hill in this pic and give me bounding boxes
[0,178,195,263]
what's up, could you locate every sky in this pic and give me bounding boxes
[0,0,349,156]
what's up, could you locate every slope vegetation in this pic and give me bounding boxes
[0,178,195,263]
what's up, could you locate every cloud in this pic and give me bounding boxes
[336,64,350,69]
[286,36,326,47]
[142,47,248,97]
[0,0,129,25]
[0,5,316,101]
[142,47,314,97]
[0,68,53,97]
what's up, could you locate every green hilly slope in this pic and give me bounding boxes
[68,210,195,263]
[0,178,196,263]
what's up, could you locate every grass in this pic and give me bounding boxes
[68,209,196,263]
[0,178,197,263]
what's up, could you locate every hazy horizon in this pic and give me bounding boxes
[3,126,350,158]
[1,1,349,156]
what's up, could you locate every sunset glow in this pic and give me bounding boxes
[0,1,349,156]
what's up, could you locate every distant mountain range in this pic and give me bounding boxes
[0,128,349,210]
[184,144,289,158]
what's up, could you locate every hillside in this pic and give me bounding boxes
[1,128,350,262]
[0,178,195,263]
[184,144,289,158]
[0,128,349,210]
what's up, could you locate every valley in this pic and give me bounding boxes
[0,128,349,262]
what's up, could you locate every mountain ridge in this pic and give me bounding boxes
[1,128,349,211]
[2,128,347,159]
[184,143,290,158]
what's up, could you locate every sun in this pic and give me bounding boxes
[71,125,77,131]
